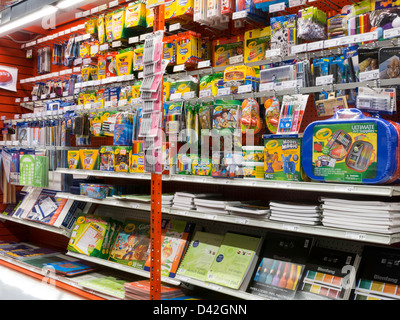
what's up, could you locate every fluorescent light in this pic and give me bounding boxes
[56,0,87,9]
[0,5,58,35]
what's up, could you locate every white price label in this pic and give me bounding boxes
[345,232,367,241]
[91,7,99,14]
[229,54,243,65]
[269,2,285,12]
[238,84,252,94]
[384,27,400,39]
[232,10,247,19]
[169,23,181,31]
[290,44,307,54]
[118,99,127,106]
[265,48,281,58]
[234,218,249,225]
[15,98,21,103]
[173,64,185,72]
[82,33,91,40]
[74,58,82,65]
[282,224,300,232]
[316,74,334,86]
[170,92,183,100]
[289,0,306,6]
[324,38,339,48]
[359,69,380,82]
[307,41,324,51]
[183,91,195,99]
[40,94,47,99]
[198,60,211,68]
[259,82,274,92]
[357,30,378,42]
[63,91,69,97]
[73,67,81,73]
[112,41,122,48]
[128,36,139,44]
[109,0,119,7]
[217,87,231,96]
[50,93,56,98]
[199,89,212,98]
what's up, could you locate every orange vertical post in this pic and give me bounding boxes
[150,2,165,301]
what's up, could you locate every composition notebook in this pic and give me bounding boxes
[206,232,263,290]
[177,231,225,282]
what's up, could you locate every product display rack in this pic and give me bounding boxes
[3,0,400,302]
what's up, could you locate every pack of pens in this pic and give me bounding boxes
[277,94,309,134]
[356,87,396,115]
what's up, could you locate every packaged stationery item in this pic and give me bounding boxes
[80,183,110,199]
[116,50,134,76]
[264,97,280,134]
[270,14,297,56]
[79,149,100,170]
[240,98,262,134]
[114,146,131,172]
[277,95,309,134]
[176,31,200,66]
[244,27,271,63]
[129,142,145,173]
[212,100,241,132]
[302,109,399,184]
[211,151,243,178]
[125,1,147,28]
[192,158,212,176]
[67,150,80,169]
[243,162,264,179]
[263,134,305,181]
[100,146,115,171]
[212,35,244,67]
[242,146,264,162]
[112,8,127,40]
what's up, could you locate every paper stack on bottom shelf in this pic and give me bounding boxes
[320,197,400,234]
[268,201,322,225]
[123,279,186,300]
[225,203,270,220]
[171,192,218,211]
[193,197,242,216]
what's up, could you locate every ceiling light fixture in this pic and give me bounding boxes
[0,5,58,36]
[56,0,87,9]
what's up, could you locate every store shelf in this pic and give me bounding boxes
[66,251,181,287]
[55,192,400,245]
[56,167,400,197]
[0,214,70,237]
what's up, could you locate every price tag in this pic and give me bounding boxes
[238,84,252,94]
[15,98,21,103]
[282,224,300,232]
[169,23,181,31]
[217,87,230,96]
[173,64,185,72]
[265,48,281,58]
[82,33,91,40]
[74,58,82,65]
[82,10,90,17]
[324,38,339,48]
[99,4,108,11]
[170,92,183,101]
[384,27,400,39]
[269,2,285,12]
[290,44,307,54]
[229,54,243,65]
[307,41,324,51]
[109,0,119,7]
[259,82,274,92]
[73,67,81,73]
[91,7,99,14]
[345,232,367,241]
[359,69,379,82]
[357,30,378,42]
[128,36,139,44]
[183,91,195,99]
[118,99,127,106]
[289,0,306,7]
[32,96,38,101]
[40,94,47,100]
[205,214,217,220]
[199,89,212,98]
[84,103,92,109]
[138,72,143,78]
[50,93,56,98]
[234,218,249,225]
[75,35,83,42]
[125,74,134,81]
[198,60,211,68]
[232,10,247,19]
[63,91,69,97]
[112,41,122,48]
[315,74,333,86]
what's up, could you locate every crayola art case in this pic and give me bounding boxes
[302,109,399,184]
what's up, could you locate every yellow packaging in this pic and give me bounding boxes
[243,162,264,179]
[125,2,146,28]
[177,0,193,17]
[163,81,171,101]
[176,32,199,65]
[132,82,141,99]
[112,9,126,40]
[133,46,144,71]
[244,27,271,63]
[81,65,91,82]
[129,152,145,173]
[116,50,133,76]
[165,0,177,21]
[85,18,98,35]
[79,42,91,58]
[89,65,99,80]
[146,8,154,28]
[97,14,106,44]
[105,12,114,42]
[79,149,99,170]
[114,146,131,172]
[83,92,96,105]
[68,151,80,169]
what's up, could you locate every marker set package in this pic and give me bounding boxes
[140,31,166,174]
[302,108,400,184]
[277,95,309,135]
[356,87,396,114]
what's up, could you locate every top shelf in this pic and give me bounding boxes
[55,168,400,197]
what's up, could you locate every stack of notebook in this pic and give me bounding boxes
[268,201,322,225]
[124,280,186,300]
[320,197,400,234]
[225,203,270,220]
[193,197,242,215]
[171,192,218,211]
